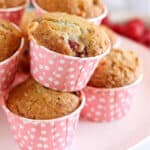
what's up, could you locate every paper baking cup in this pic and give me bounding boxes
[32,0,107,25]
[113,35,121,48]
[88,4,108,25]
[0,34,24,91]
[30,39,110,92]
[0,0,29,25]
[2,89,85,150]
[81,75,143,122]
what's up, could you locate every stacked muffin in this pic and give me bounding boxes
[0,0,143,150]
[81,48,142,122]
[0,4,110,149]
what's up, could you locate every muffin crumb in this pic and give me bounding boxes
[7,78,81,120]
[28,13,110,57]
[88,49,142,88]
[0,19,21,61]
[36,0,104,18]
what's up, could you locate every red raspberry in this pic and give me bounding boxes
[141,28,150,48]
[126,18,145,40]
[102,16,110,26]
[68,40,80,51]
[111,24,127,35]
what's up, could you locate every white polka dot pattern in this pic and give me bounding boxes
[30,40,104,92]
[81,85,138,122]
[2,75,85,150]
[0,3,27,25]
[3,105,81,150]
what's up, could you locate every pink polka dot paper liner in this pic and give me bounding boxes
[0,37,24,91]
[32,0,107,25]
[1,77,85,150]
[81,75,143,122]
[30,40,110,92]
[0,0,29,25]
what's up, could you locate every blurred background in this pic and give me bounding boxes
[103,0,150,15]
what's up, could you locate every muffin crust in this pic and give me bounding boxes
[0,0,25,8]
[0,19,21,61]
[7,78,81,120]
[88,49,142,88]
[36,0,104,18]
[100,25,117,47]
[28,13,109,57]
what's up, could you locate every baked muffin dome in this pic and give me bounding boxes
[28,13,109,57]
[0,0,25,8]
[88,49,142,88]
[100,25,117,47]
[36,0,104,18]
[7,78,81,120]
[0,19,21,61]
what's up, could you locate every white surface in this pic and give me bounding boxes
[129,137,150,150]
[103,0,150,14]
[0,37,150,150]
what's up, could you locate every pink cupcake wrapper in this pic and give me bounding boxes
[1,75,85,150]
[30,39,110,92]
[32,0,107,26]
[0,0,29,25]
[88,4,108,25]
[81,75,143,122]
[112,35,121,48]
[0,33,24,92]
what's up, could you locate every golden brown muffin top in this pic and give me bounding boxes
[0,0,25,8]
[88,49,142,88]
[7,78,80,120]
[0,19,21,61]
[28,13,109,57]
[100,25,117,47]
[36,0,104,18]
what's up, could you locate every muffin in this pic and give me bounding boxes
[6,77,81,120]
[100,25,117,47]
[35,0,104,18]
[0,0,25,8]
[28,13,109,57]
[88,49,142,88]
[0,19,21,61]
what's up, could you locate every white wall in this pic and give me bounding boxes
[103,0,150,14]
